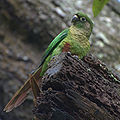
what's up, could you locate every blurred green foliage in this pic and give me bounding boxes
[92,0,110,17]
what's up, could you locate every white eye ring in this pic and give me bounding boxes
[80,17,86,22]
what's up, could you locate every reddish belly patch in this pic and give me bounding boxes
[62,42,71,52]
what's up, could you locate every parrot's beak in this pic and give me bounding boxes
[71,15,79,23]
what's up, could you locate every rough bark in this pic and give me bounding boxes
[33,53,120,120]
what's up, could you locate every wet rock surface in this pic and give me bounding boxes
[0,0,120,119]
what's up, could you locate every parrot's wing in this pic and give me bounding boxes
[39,29,69,66]
[4,29,69,112]
[4,66,42,112]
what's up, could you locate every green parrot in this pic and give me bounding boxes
[4,12,93,112]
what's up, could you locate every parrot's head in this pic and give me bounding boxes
[71,12,93,38]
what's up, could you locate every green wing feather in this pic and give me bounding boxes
[39,28,69,67]
[4,29,68,112]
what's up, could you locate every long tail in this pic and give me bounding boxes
[4,66,42,112]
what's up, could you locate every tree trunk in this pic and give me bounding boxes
[33,53,120,120]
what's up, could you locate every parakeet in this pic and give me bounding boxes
[4,12,93,112]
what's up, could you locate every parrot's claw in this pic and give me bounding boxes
[73,55,79,61]
[67,52,71,56]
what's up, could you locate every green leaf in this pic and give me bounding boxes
[92,0,110,17]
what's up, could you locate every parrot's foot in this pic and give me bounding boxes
[73,55,80,61]
[67,52,71,56]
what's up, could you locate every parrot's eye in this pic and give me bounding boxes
[80,17,86,22]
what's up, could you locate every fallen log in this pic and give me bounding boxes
[33,52,120,120]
